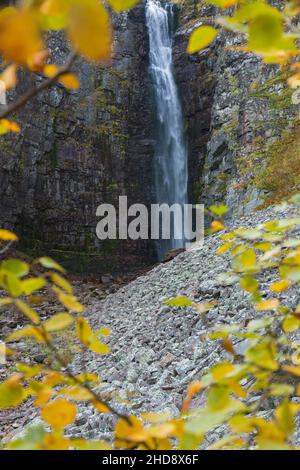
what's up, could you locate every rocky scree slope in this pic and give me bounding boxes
[58,204,300,444]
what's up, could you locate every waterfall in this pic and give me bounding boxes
[146,0,188,260]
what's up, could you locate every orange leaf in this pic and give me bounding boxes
[41,398,77,429]
[256,299,279,311]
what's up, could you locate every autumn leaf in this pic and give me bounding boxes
[187,26,218,54]
[0,8,43,65]
[41,399,77,429]
[67,0,112,61]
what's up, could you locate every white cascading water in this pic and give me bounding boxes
[146,0,188,260]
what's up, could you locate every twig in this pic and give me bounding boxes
[0,240,14,255]
[38,324,132,424]
[0,52,77,120]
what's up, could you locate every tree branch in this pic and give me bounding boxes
[0,52,77,120]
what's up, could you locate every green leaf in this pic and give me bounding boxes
[245,341,278,371]
[187,26,217,54]
[280,265,300,282]
[21,277,46,295]
[248,13,283,53]
[1,259,29,277]
[7,424,47,450]
[164,296,193,308]
[210,205,228,217]
[232,249,257,273]
[185,399,245,436]
[0,376,25,408]
[3,273,22,297]
[36,256,65,272]
[240,275,258,293]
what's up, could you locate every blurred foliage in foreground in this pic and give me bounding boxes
[188,0,300,90]
[2,195,300,449]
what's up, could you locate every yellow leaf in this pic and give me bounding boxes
[42,371,65,386]
[283,315,300,333]
[0,8,42,65]
[16,364,42,378]
[292,352,300,365]
[67,0,112,61]
[21,277,46,295]
[0,229,18,241]
[275,400,295,436]
[217,241,234,254]
[59,386,92,401]
[36,256,65,272]
[75,373,100,384]
[0,64,17,90]
[43,313,74,332]
[34,389,53,406]
[115,416,145,448]
[92,399,109,413]
[0,119,20,134]
[39,0,69,30]
[7,325,45,343]
[187,26,218,54]
[39,434,71,450]
[282,365,300,377]
[240,274,258,293]
[212,362,234,380]
[59,73,80,89]
[0,374,26,408]
[233,248,257,272]
[210,0,238,7]
[255,242,272,252]
[76,317,109,354]
[89,339,110,355]
[107,0,140,13]
[256,299,279,311]
[227,380,247,399]
[43,65,80,89]
[14,299,40,324]
[41,398,77,429]
[245,342,278,371]
[50,273,73,294]
[270,280,290,292]
[76,316,93,344]
[53,287,84,312]
[211,220,224,232]
[43,64,59,77]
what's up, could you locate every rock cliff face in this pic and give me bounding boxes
[0,4,155,273]
[173,0,299,218]
[0,0,297,272]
